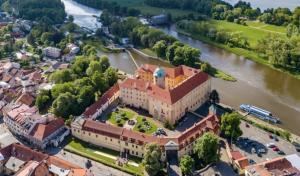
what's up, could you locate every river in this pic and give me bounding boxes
[62,0,300,136]
[224,0,299,10]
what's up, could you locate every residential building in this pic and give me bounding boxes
[119,64,211,124]
[0,143,91,176]
[43,47,61,59]
[2,103,69,149]
[245,154,300,176]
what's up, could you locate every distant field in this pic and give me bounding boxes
[107,0,201,18]
[206,20,287,47]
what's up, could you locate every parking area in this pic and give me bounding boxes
[234,121,299,164]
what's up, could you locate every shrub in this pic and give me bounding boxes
[164,120,174,130]
[116,119,121,123]
[117,123,123,127]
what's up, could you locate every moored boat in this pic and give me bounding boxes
[240,104,280,123]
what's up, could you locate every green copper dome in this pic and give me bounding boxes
[153,67,165,78]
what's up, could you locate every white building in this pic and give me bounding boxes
[43,47,61,59]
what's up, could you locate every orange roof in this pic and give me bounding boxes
[120,70,209,105]
[84,84,119,117]
[138,64,199,78]
[16,93,35,106]
[29,118,65,141]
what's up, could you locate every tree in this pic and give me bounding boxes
[194,132,220,165]
[153,40,167,58]
[287,23,299,38]
[49,69,73,84]
[86,61,102,76]
[142,143,162,176]
[71,56,90,76]
[52,92,77,118]
[104,67,118,87]
[200,62,211,73]
[92,71,108,93]
[221,112,243,142]
[209,89,220,104]
[35,90,52,111]
[99,55,110,72]
[180,155,194,176]
[77,86,95,112]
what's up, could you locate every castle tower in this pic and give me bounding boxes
[153,67,166,89]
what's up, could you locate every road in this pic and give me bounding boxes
[235,121,299,164]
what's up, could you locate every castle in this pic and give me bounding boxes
[119,64,211,124]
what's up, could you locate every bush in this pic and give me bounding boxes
[142,117,146,122]
[116,119,121,123]
[117,123,123,127]
[121,113,126,117]
[123,117,129,121]
[164,120,174,130]
[139,128,145,133]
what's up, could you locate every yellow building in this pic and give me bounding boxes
[119,64,211,124]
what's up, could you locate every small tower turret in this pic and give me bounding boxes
[153,67,166,89]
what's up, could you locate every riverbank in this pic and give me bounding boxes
[175,27,300,80]
[136,47,237,82]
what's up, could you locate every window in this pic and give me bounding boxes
[136,152,138,155]
[96,135,98,138]
[110,138,112,142]
[125,142,128,146]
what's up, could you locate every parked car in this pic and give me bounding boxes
[292,142,300,152]
[277,150,285,155]
[245,123,250,128]
[272,146,280,151]
[273,135,279,141]
[269,133,273,139]
[267,143,276,148]
[258,148,267,154]
[249,159,256,165]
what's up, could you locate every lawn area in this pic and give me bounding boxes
[176,27,300,80]
[107,108,135,127]
[140,48,157,57]
[65,138,143,175]
[107,0,201,18]
[133,116,158,134]
[207,20,286,47]
[246,21,286,33]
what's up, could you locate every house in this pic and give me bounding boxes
[43,47,61,59]
[245,154,300,176]
[3,103,69,149]
[67,43,80,54]
[0,143,91,176]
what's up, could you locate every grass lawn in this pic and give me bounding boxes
[177,20,300,79]
[107,108,135,126]
[133,116,158,134]
[206,20,286,47]
[106,0,201,18]
[65,138,143,175]
[140,48,157,57]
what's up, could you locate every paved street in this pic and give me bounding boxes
[235,121,299,164]
[0,122,18,147]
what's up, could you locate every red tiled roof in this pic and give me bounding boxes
[83,120,123,139]
[0,143,48,162]
[123,66,209,105]
[231,151,244,160]
[138,64,199,78]
[16,93,35,106]
[80,114,219,148]
[28,71,42,83]
[29,118,65,141]
[84,84,119,117]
